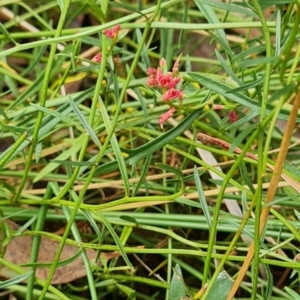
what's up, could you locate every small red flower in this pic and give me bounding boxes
[159,107,176,128]
[159,58,167,68]
[172,54,181,74]
[91,53,102,63]
[146,68,158,86]
[161,89,183,101]
[228,110,238,123]
[147,68,157,76]
[146,77,157,87]
[157,71,180,89]
[213,104,225,110]
[104,24,120,39]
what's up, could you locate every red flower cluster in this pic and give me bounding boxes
[91,25,121,64]
[104,24,120,39]
[146,56,183,127]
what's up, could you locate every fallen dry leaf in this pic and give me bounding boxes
[0,220,119,284]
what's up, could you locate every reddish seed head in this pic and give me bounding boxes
[146,77,158,87]
[161,89,183,101]
[157,72,180,89]
[159,107,176,128]
[159,58,167,68]
[147,68,157,76]
[91,52,102,63]
[228,110,238,123]
[172,54,181,74]
[213,104,225,110]
[104,24,120,39]
[145,55,183,129]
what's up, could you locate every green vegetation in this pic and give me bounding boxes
[0,0,300,299]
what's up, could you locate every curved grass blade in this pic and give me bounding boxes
[69,96,101,149]
[198,0,258,17]
[95,212,132,268]
[194,165,211,228]
[0,271,33,288]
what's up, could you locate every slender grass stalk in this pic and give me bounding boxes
[26,185,52,300]
[12,0,72,203]
[251,8,273,294]
[0,131,27,169]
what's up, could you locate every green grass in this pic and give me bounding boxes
[0,0,300,299]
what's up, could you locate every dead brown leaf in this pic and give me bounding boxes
[0,220,119,284]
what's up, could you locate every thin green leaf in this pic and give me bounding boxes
[69,95,101,149]
[56,0,64,11]
[22,45,47,77]
[95,212,133,268]
[109,1,148,17]
[258,0,294,8]
[239,161,256,194]
[232,45,266,61]
[81,209,103,243]
[294,209,300,222]
[197,0,258,17]
[228,123,257,153]
[4,70,19,98]
[0,131,28,169]
[98,96,129,196]
[206,271,233,300]
[51,160,95,167]
[33,135,85,182]
[0,23,17,45]
[86,0,106,22]
[283,161,300,182]
[169,264,188,300]
[238,56,278,68]
[22,249,83,268]
[120,215,138,224]
[116,283,136,299]
[284,287,300,300]
[215,49,242,85]
[194,165,211,228]
[270,209,300,241]
[0,124,28,135]
[275,10,281,57]
[35,142,42,164]
[30,103,84,130]
[263,264,273,300]
[226,76,264,93]
[0,272,33,288]
[241,191,248,214]
[133,155,152,197]
[263,194,300,207]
